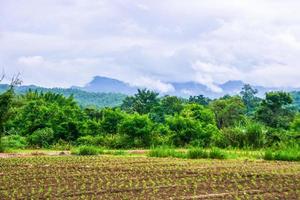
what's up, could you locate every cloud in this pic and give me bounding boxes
[130,76,175,93]
[1,0,300,91]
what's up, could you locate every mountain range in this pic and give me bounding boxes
[82,76,299,98]
[2,76,300,108]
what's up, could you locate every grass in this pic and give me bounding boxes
[186,148,228,159]
[264,148,300,161]
[71,146,104,156]
[148,146,186,158]
[149,147,230,160]
[187,148,209,159]
[209,148,228,159]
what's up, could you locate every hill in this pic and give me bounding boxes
[0,84,126,108]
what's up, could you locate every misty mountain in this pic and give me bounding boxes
[83,76,298,98]
[83,76,137,95]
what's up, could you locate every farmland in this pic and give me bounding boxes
[1,155,299,199]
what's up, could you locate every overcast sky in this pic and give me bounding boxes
[1,0,300,92]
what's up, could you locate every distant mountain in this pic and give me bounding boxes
[2,76,300,108]
[84,76,136,95]
[83,76,300,98]
[0,84,126,108]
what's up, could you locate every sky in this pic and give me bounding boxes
[1,0,300,92]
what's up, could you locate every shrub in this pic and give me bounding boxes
[245,121,266,148]
[51,139,72,150]
[148,146,185,158]
[187,148,209,159]
[118,114,154,147]
[73,146,103,156]
[209,148,227,159]
[166,115,203,147]
[264,148,300,161]
[0,143,5,153]
[28,128,54,148]
[1,135,28,149]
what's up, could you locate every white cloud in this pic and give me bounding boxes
[1,0,300,90]
[130,77,175,93]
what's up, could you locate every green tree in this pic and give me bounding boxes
[161,96,184,115]
[7,91,85,143]
[166,115,203,147]
[256,92,295,129]
[100,108,125,134]
[189,95,211,106]
[210,96,246,129]
[0,75,21,151]
[240,84,260,114]
[118,114,154,147]
[121,89,159,114]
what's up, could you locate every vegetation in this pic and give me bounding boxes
[0,81,299,161]
[0,84,126,108]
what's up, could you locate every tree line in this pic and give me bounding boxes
[0,81,299,150]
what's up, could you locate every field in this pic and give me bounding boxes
[0,155,299,200]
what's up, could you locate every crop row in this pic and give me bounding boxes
[0,156,299,199]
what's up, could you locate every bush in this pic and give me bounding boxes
[1,135,28,149]
[118,114,154,147]
[0,143,5,153]
[73,146,103,156]
[27,128,54,148]
[148,146,185,158]
[51,139,72,150]
[209,148,227,159]
[216,121,266,149]
[264,148,300,161]
[166,115,203,147]
[187,148,209,159]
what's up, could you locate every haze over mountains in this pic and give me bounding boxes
[82,76,298,98]
[2,75,300,108]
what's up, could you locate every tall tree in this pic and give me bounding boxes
[121,89,159,114]
[256,91,295,129]
[210,96,246,129]
[240,84,260,114]
[0,75,21,151]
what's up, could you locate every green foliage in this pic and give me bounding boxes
[121,89,159,114]
[0,86,299,151]
[1,135,28,149]
[256,91,295,129]
[216,121,266,148]
[0,84,126,108]
[187,148,209,159]
[181,103,216,125]
[166,115,203,147]
[100,108,124,134]
[188,95,211,106]
[73,145,103,156]
[161,96,184,115]
[209,148,227,159]
[240,84,260,115]
[264,148,300,161]
[118,114,154,147]
[148,146,186,158]
[210,96,246,128]
[7,91,85,142]
[0,88,15,151]
[27,128,54,148]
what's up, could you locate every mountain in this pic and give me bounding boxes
[84,76,300,98]
[84,76,136,95]
[0,84,126,108]
[2,76,300,108]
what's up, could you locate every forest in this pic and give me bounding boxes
[0,80,299,159]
